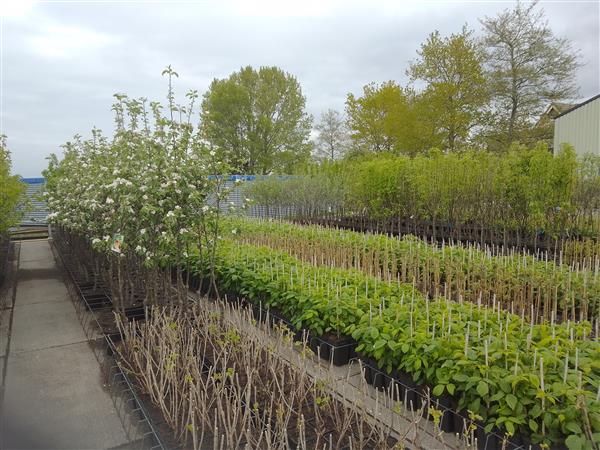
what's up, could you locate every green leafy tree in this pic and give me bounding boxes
[345,82,435,156]
[408,26,489,152]
[200,66,312,174]
[0,137,26,234]
[480,1,580,147]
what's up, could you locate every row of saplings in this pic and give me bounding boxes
[56,230,419,449]
[184,239,599,450]
[61,227,598,450]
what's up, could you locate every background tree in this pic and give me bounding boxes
[480,1,580,147]
[314,109,349,161]
[345,81,434,156]
[200,66,312,174]
[408,26,489,152]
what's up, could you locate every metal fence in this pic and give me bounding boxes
[20,175,286,227]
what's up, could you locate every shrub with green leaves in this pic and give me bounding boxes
[0,137,26,237]
[245,144,600,240]
[189,239,599,448]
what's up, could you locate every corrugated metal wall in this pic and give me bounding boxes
[20,178,49,226]
[554,96,600,157]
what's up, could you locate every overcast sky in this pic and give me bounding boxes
[1,0,599,177]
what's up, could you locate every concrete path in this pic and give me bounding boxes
[0,240,129,450]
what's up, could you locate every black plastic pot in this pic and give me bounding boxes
[453,409,468,435]
[476,424,500,450]
[268,308,293,328]
[363,363,374,385]
[393,369,422,411]
[251,303,267,323]
[310,334,356,366]
[83,294,112,311]
[506,433,539,450]
[427,393,456,433]
[124,306,146,321]
[201,356,214,374]
[309,336,330,361]
[360,357,390,390]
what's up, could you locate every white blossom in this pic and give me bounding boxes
[106,197,114,204]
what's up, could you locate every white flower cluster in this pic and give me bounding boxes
[42,89,235,267]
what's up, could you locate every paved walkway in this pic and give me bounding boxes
[0,240,129,450]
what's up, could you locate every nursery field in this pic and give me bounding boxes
[185,219,599,448]
[39,82,600,450]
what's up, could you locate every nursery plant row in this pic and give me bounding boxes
[55,231,419,450]
[224,217,600,324]
[188,240,600,449]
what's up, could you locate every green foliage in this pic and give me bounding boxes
[408,26,489,151]
[244,169,347,218]
[200,66,312,174]
[222,216,600,320]
[189,237,599,447]
[345,81,438,156]
[0,137,26,234]
[245,147,598,238]
[342,147,586,237]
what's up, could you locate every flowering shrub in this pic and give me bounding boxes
[44,68,234,300]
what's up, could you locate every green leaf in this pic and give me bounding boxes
[369,328,379,339]
[476,381,489,397]
[452,373,468,382]
[565,435,585,450]
[565,422,582,434]
[432,384,445,397]
[401,343,410,353]
[373,339,386,350]
[528,419,538,433]
[446,383,456,395]
[505,421,515,436]
[505,393,517,410]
